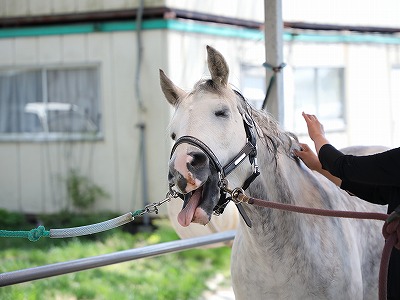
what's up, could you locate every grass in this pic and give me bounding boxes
[0,210,232,300]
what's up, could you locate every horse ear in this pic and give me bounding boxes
[206,45,229,86]
[159,69,187,106]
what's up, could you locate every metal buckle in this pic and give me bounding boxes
[140,192,175,215]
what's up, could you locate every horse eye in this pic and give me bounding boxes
[215,109,229,118]
[171,133,176,140]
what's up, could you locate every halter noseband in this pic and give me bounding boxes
[169,101,260,227]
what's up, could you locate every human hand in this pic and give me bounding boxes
[294,142,342,186]
[302,112,325,141]
[301,112,330,153]
[294,143,322,171]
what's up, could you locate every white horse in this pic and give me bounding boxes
[160,45,386,299]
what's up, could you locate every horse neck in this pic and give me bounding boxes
[242,136,330,241]
[249,145,302,206]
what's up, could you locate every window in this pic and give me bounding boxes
[0,66,101,141]
[293,67,345,133]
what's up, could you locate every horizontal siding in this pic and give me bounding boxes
[0,31,170,213]
[0,144,21,211]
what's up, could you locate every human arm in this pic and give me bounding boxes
[295,142,397,206]
[301,111,400,186]
[319,144,400,187]
[340,180,388,205]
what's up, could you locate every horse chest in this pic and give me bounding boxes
[230,225,365,300]
[231,231,304,298]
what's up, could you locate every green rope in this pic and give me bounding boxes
[0,225,50,242]
[0,210,145,242]
[132,209,144,217]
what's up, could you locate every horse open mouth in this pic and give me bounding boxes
[177,172,220,227]
[177,186,207,227]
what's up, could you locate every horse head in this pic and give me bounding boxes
[160,46,256,227]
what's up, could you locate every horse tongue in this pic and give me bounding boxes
[178,188,202,227]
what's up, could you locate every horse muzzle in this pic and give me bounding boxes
[168,144,223,227]
[168,148,211,194]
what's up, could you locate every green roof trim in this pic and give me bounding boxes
[0,23,96,38]
[0,18,399,44]
[159,19,264,39]
[285,31,400,44]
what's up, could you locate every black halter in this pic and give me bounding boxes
[169,98,260,227]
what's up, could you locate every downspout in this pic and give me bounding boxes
[135,0,150,227]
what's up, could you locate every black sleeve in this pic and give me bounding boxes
[340,180,387,205]
[318,144,400,187]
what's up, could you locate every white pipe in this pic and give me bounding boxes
[0,230,236,287]
[264,0,285,123]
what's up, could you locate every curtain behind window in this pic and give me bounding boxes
[0,70,42,133]
[47,68,99,133]
[0,67,100,137]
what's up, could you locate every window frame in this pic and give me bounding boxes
[0,63,103,142]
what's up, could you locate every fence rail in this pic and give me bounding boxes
[0,230,236,287]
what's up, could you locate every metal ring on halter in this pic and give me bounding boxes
[231,187,245,204]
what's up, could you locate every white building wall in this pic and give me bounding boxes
[0,30,171,213]
[1,0,399,28]
[0,0,164,17]
[165,32,265,95]
[345,45,392,147]
[283,0,400,28]
[282,40,400,150]
[0,0,265,22]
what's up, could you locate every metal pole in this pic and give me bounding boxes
[0,230,235,287]
[264,0,284,123]
[138,123,150,226]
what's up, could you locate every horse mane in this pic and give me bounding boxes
[237,91,299,161]
[191,78,227,96]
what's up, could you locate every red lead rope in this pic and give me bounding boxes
[234,193,399,300]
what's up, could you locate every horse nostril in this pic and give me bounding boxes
[168,171,174,182]
[168,167,188,193]
[177,173,188,192]
[188,151,208,170]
